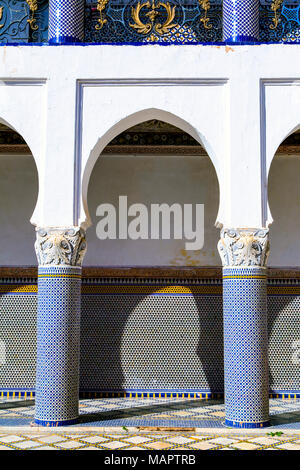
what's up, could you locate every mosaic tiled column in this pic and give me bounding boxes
[34,227,87,426]
[218,229,270,428]
[223,0,259,42]
[48,0,85,44]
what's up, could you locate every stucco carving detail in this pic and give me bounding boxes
[218,228,270,267]
[35,227,87,266]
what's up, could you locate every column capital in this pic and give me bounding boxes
[218,228,269,267]
[35,227,87,267]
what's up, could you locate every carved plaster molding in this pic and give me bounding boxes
[35,227,87,267]
[218,228,270,267]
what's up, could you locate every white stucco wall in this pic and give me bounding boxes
[1,150,300,267]
[1,45,300,240]
[85,153,220,266]
[0,154,38,265]
[268,153,300,267]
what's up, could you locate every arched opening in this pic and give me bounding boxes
[267,129,300,395]
[84,119,220,267]
[80,118,223,399]
[0,122,38,266]
[0,122,39,394]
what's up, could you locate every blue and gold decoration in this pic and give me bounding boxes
[48,0,85,44]
[223,0,260,42]
[85,0,223,43]
[0,1,299,44]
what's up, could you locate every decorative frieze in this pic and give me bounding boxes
[35,227,87,267]
[218,228,270,267]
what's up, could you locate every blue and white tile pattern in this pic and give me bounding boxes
[48,0,85,44]
[223,0,259,42]
[35,266,82,426]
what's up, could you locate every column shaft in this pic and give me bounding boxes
[223,266,269,428]
[48,0,85,44]
[35,266,82,426]
[223,0,259,43]
[218,228,270,428]
[34,227,86,426]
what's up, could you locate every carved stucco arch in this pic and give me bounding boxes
[81,108,222,229]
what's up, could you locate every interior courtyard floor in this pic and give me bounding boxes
[0,396,300,450]
[0,429,300,451]
[0,396,300,429]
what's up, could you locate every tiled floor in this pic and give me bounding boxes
[1,396,300,450]
[0,396,300,429]
[0,430,300,450]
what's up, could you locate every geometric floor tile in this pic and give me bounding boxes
[124,446,145,450]
[208,437,240,445]
[276,443,300,450]
[79,436,109,444]
[1,397,300,430]
[101,441,130,449]
[1,397,300,431]
[248,437,280,445]
[123,436,152,444]
[219,447,235,451]
[146,441,173,450]
[0,435,25,443]
[0,431,299,450]
[166,436,196,445]
[35,435,68,444]
[187,442,217,450]
[31,446,59,450]
[12,440,43,449]
[77,446,103,451]
[230,442,260,450]
[54,441,85,449]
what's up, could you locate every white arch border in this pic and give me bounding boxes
[264,80,300,227]
[80,108,222,230]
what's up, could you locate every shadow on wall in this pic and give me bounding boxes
[268,294,300,393]
[79,285,299,395]
[79,288,224,394]
[0,281,298,394]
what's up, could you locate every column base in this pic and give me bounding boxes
[224,35,258,43]
[225,419,270,429]
[49,36,82,45]
[35,418,78,427]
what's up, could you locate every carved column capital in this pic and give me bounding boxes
[35,227,87,267]
[218,228,270,267]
